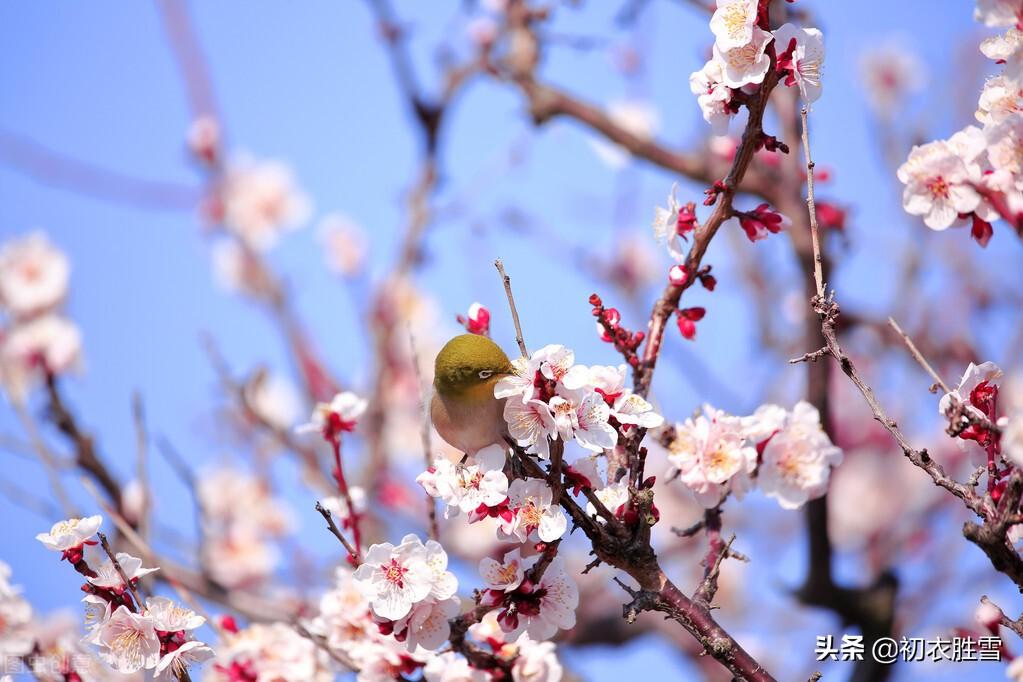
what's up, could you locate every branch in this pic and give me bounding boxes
[494,258,529,358]
[314,502,361,566]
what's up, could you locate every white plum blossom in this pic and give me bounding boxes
[511,636,564,682]
[206,622,332,682]
[651,183,687,262]
[687,60,736,132]
[424,652,489,682]
[318,212,369,278]
[35,515,102,553]
[588,364,664,429]
[244,371,302,431]
[145,597,205,632]
[0,232,69,317]
[986,115,1023,190]
[353,534,439,621]
[393,596,460,651]
[417,445,509,518]
[155,640,215,679]
[205,527,281,589]
[0,562,34,660]
[939,361,1004,418]
[550,391,618,453]
[500,555,578,641]
[774,23,825,103]
[758,401,843,510]
[713,27,774,89]
[667,406,757,507]
[896,140,982,229]
[977,75,1023,126]
[220,156,311,251]
[536,345,590,392]
[504,396,558,459]
[321,487,368,527]
[87,553,159,591]
[709,0,759,51]
[981,28,1023,68]
[501,479,568,544]
[975,0,1023,27]
[586,478,630,522]
[480,548,528,592]
[92,605,162,674]
[0,314,82,400]
[859,43,925,115]
[299,391,368,440]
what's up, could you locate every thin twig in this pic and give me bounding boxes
[314,502,361,566]
[800,107,824,300]
[132,391,151,542]
[97,532,146,608]
[887,317,952,394]
[495,258,529,358]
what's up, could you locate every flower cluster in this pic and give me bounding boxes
[897,3,1023,242]
[496,345,663,459]
[0,560,34,667]
[479,550,579,641]
[667,401,843,509]
[36,516,214,678]
[197,468,294,588]
[208,621,333,682]
[0,232,81,402]
[690,2,824,133]
[352,534,460,652]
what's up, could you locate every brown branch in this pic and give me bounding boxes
[634,67,780,399]
[314,502,361,566]
[982,596,1023,640]
[800,108,825,300]
[887,317,952,394]
[494,258,529,358]
[97,531,146,608]
[0,129,199,211]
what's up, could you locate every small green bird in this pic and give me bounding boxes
[431,333,514,456]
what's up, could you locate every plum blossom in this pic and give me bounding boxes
[299,391,368,442]
[774,23,825,103]
[87,553,159,591]
[859,43,925,115]
[0,232,69,317]
[0,562,34,660]
[586,478,630,522]
[511,637,564,682]
[500,479,568,543]
[353,535,440,621]
[494,555,578,641]
[392,596,461,651]
[321,487,368,529]
[981,28,1023,68]
[424,652,489,681]
[939,362,1004,418]
[896,140,982,229]
[977,75,1023,126]
[550,390,619,453]
[667,406,756,507]
[975,0,1023,27]
[457,301,491,335]
[588,364,664,429]
[480,548,528,593]
[244,371,302,431]
[417,445,508,518]
[219,155,311,251]
[206,622,332,682]
[155,640,215,679]
[0,313,82,400]
[35,515,102,554]
[709,0,759,51]
[92,605,162,674]
[757,402,843,510]
[713,27,774,89]
[318,212,368,278]
[651,183,690,262]
[504,396,558,459]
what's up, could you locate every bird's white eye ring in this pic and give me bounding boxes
[478,370,493,380]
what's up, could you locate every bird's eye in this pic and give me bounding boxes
[478,370,493,380]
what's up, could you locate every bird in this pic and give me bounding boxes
[430,333,514,456]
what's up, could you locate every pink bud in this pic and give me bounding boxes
[669,265,688,286]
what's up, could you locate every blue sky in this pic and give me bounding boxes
[2,2,1022,680]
